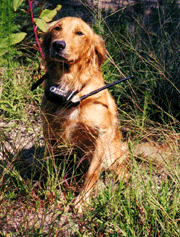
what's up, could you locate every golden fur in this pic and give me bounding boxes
[41,17,129,212]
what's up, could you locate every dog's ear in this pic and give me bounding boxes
[94,34,106,66]
[42,30,52,56]
[47,20,60,29]
[42,21,59,55]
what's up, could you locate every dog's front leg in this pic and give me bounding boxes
[74,139,105,213]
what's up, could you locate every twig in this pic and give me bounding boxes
[28,0,44,60]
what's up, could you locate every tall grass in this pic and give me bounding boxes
[97,0,180,123]
[0,0,180,235]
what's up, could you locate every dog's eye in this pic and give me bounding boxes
[54,26,61,31]
[75,31,83,36]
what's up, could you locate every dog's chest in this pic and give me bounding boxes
[54,107,80,129]
[68,108,80,121]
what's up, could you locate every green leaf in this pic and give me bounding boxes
[0,32,27,49]
[34,18,48,32]
[13,0,24,11]
[39,5,61,22]
[9,32,27,45]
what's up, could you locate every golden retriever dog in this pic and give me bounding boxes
[41,17,130,212]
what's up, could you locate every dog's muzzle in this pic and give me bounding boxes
[50,40,67,61]
[52,40,66,52]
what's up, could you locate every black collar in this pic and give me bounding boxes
[31,73,134,107]
[45,82,80,108]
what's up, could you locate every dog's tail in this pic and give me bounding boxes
[130,141,178,161]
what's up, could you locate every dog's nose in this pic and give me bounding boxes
[52,41,66,52]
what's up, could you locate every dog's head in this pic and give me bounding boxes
[42,17,106,67]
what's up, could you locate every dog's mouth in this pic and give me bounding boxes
[50,48,75,64]
[53,54,67,62]
[50,47,67,61]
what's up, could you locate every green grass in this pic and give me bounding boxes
[0,0,180,236]
[83,167,180,236]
